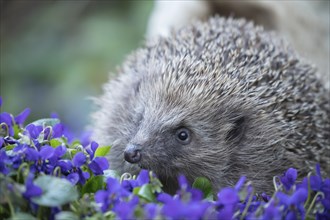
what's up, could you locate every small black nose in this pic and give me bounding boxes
[124,144,141,163]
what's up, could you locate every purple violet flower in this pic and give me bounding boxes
[177,175,203,201]
[25,124,43,139]
[15,108,30,125]
[136,169,150,184]
[0,137,4,148]
[261,192,271,202]
[158,192,210,220]
[0,112,13,126]
[0,112,14,136]
[67,152,90,185]
[278,188,308,206]
[50,112,75,142]
[73,152,86,167]
[3,136,18,145]
[235,176,246,191]
[48,145,67,167]
[53,145,67,159]
[144,203,158,219]
[217,187,239,219]
[57,160,73,173]
[277,188,308,219]
[23,145,56,173]
[85,141,98,159]
[39,145,55,159]
[80,130,92,147]
[67,172,80,185]
[84,141,109,175]
[113,196,139,219]
[0,150,11,175]
[22,173,43,199]
[157,175,212,219]
[52,123,64,138]
[43,127,52,140]
[88,157,109,175]
[95,177,131,213]
[74,168,90,185]
[280,167,298,191]
[297,165,322,192]
[321,178,330,210]
[262,201,281,220]
[122,169,150,192]
[310,164,323,191]
[297,164,330,213]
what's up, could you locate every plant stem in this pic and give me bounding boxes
[241,185,255,220]
[306,191,324,217]
[304,172,312,209]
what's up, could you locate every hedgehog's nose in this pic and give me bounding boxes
[124,144,141,164]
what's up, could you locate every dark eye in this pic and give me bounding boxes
[175,128,191,144]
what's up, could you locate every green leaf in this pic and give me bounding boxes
[5,144,15,150]
[29,118,60,127]
[149,173,163,193]
[55,211,79,220]
[32,176,78,207]
[85,213,114,220]
[50,139,62,148]
[81,175,105,195]
[68,149,78,158]
[1,176,26,211]
[20,134,32,145]
[192,177,214,200]
[13,124,21,139]
[94,146,111,157]
[103,169,120,179]
[239,188,249,201]
[133,184,155,202]
[11,212,37,220]
[70,140,82,149]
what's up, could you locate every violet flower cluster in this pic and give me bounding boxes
[0,97,109,218]
[1,96,329,220]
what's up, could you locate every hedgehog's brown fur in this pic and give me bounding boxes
[92,17,330,194]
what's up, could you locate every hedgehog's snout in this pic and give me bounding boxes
[124,144,142,164]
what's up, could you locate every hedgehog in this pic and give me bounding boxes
[92,17,330,194]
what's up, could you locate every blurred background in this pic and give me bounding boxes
[1,1,153,134]
[1,1,329,136]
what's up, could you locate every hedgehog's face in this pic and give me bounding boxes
[97,63,283,194]
[99,55,281,193]
[113,73,259,193]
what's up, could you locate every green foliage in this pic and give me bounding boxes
[103,169,120,179]
[1,104,329,219]
[81,176,105,195]
[32,176,78,207]
[10,212,37,220]
[55,211,79,220]
[133,184,156,202]
[192,177,214,200]
[50,139,62,148]
[30,118,61,127]
[95,146,111,157]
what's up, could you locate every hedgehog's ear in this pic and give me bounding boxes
[225,115,246,142]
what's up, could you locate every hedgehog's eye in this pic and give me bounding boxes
[175,128,191,144]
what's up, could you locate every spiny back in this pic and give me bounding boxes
[93,17,330,193]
